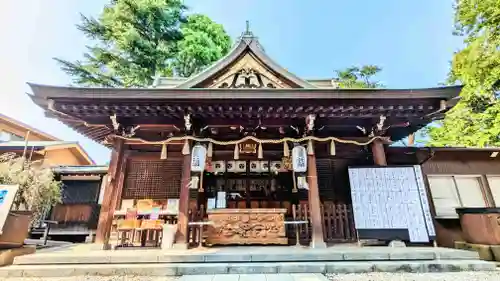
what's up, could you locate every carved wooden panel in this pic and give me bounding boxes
[206,208,288,245]
[209,54,291,89]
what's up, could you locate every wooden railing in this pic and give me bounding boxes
[321,202,356,243]
[187,206,205,247]
[186,201,356,247]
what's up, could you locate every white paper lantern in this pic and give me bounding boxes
[213,161,226,173]
[292,146,307,172]
[191,144,207,172]
[249,161,260,173]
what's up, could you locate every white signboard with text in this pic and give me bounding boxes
[166,199,179,215]
[0,185,19,234]
[348,166,435,243]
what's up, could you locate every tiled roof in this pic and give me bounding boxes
[52,165,108,174]
[0,141,77,150]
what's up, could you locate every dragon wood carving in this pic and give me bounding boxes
[207,210,287,245]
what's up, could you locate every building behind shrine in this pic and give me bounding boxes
[28,28,463,248]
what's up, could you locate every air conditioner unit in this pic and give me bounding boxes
[213,161,226,173]
[249,161,260,173]
[270,161,282,173]
[226,161,236,172]
[235,161,247,173]
[260,161,269,173]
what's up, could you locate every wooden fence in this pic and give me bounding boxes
[186,202,356,247]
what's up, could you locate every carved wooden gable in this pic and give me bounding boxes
[208,53,292,89]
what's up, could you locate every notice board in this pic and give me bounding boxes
[348,166,435,243]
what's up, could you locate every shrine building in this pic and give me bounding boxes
[28,28,462,249]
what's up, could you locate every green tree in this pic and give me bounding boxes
[174,14,232,78]
[427,0,500,147]
[55,0,231,87]
[333,65,383,88]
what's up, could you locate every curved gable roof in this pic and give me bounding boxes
[175,31,316,89]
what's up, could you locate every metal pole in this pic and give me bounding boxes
[293,205,300,246]
[22,131,31,159]
[42,224,50,246]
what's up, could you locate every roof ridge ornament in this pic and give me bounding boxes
[242,20,253,38]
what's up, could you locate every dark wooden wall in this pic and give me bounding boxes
[388,148,500,248]
[49,178,103,230]
[421,151,500,175]
[123,158,182,200]
[422,150,500,247]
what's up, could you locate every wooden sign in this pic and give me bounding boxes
[239,140,257,154]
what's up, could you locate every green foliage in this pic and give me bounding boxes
[174,14,231,78]
[333,65,383,89]
[427,0,500,147]
[0,153,62,224]
[55,0,231,87]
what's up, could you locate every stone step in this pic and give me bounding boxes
[178,273,329,281]
[0,260,496,277]
[13,247,480,265]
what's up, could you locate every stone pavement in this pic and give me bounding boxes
[179,274,328,281]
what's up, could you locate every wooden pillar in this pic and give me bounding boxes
[95,138,125,247]
[175,145,191,248]
[307,141,327,248]
[371,139,387,166]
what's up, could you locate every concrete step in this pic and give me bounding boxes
[0,260,496,277]
[13,247,481,265]
[179,273,330,281]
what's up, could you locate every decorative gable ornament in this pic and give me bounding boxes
[292,146,307,172]
[239,139,258,154]
[191,144,207,172]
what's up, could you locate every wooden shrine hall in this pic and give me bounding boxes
[28,27,462,249]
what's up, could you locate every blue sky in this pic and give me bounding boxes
[0,0,462,164]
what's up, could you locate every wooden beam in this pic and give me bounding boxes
[307,141,327,248]
[175,145,191,248]
[112,151,129,212]
[372,139,387,166]
[95,138,125,247]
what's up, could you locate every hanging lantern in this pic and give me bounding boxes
[330,140,336,156]
[234,144,239,160]
[258,143,263,159]
[292,145,307,172]
[191,144,207,172]
[182,140,190,155]
[207,142,213,158]
[283,141,290,157]
[160,143,167,160]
